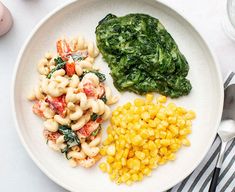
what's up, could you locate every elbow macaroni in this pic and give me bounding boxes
[28,35,118,168]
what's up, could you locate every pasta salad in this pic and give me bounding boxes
[27,35,118,168]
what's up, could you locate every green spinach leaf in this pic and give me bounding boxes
[72,53,86,61]
[80,70,106,82]
[100,95,107,104]
[47,57,66,79]
[95,13,192,98]
[58,125,80,145]
[91,125,101,136]
[91,113,99,121]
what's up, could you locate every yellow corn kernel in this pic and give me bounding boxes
[110,173,117,181]
[177,107,187,115]
[121,173,130,182]
[140,130,149,139]
[103,139,110,146]
[126,180,133,185]
[142,148,149,155]
[150,149,158,157]
[168,125,179,135]
[142,158,150,165]
[112,110,119,116]
[185,110,196,120]
[132,135,142,146]
[146,94,154,103]
[107,145,116,156]
[157,112,166,120]
[100,147,107,156]
[182,138,191,146]
[124,102,131,109]
[154,130,160,138]
[141,112,151,121]
[107,134,114,143]
[106,126,113,134]
[131,173,139,181]
[116,177,122,185]
[114,162,122,170]
[138,173,144,181]
[167,102,176,110]
[149,120,156,128]
[132,158,141,171]
[155,139,161,147]
[166,131,173,139]
[134,98,145,106]
[148,140,156,150]
[128,150,135,158]
[160,139,170,146]
[159,147,167,155]
[99,162,108,172]
[107,166,113,174]
[167,153,176,160]
[157,95,167,103]
[179,129,192,135]
[168,116,177,124]
[142,167,151,176]
[107,156,115,164]
[159,131,167,139]
[166,108,173,116]
[135,151,146,160]
[148,129,155,136]
[177,119,186,128]
[149,157,157,165]
[121,157,127,166]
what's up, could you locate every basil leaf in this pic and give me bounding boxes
[47,57,66,79]
[91,113,99,121]
[58,125,80,145]
[72,53,85,61]
[80,70,106,82]
[91,125,101,136]
[92,71,106,82]
[60,145,71,160]
[100,95,107,104]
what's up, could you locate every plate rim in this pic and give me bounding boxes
[11,0,224,191]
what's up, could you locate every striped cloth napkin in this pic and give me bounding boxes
[168,72,235,192]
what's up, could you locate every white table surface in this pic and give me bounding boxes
[0,0,234,191]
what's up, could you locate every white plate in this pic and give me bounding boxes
[12,0,224,191]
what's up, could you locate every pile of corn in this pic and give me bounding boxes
[99,94,196,185]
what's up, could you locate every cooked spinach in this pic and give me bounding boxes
[91,125,101,136]
[47,57,66,79]
[71,53,86,62]
[100,95,107,104]
[80,70,106,82]
[58,125,80,159]
[60,145,71,159]
[92,71,106,82]
[91,113,99,121]
[58,125,80,145]
[96,13,192,98]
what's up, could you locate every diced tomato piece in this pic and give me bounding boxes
[45,95,66,117]
[96,117,103,123]
[83,82,97,97]
[32,101,45,118]
[78,121,99,137]
[65,62,75,76]
[43,130,61,142]
[56,39,71,60]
